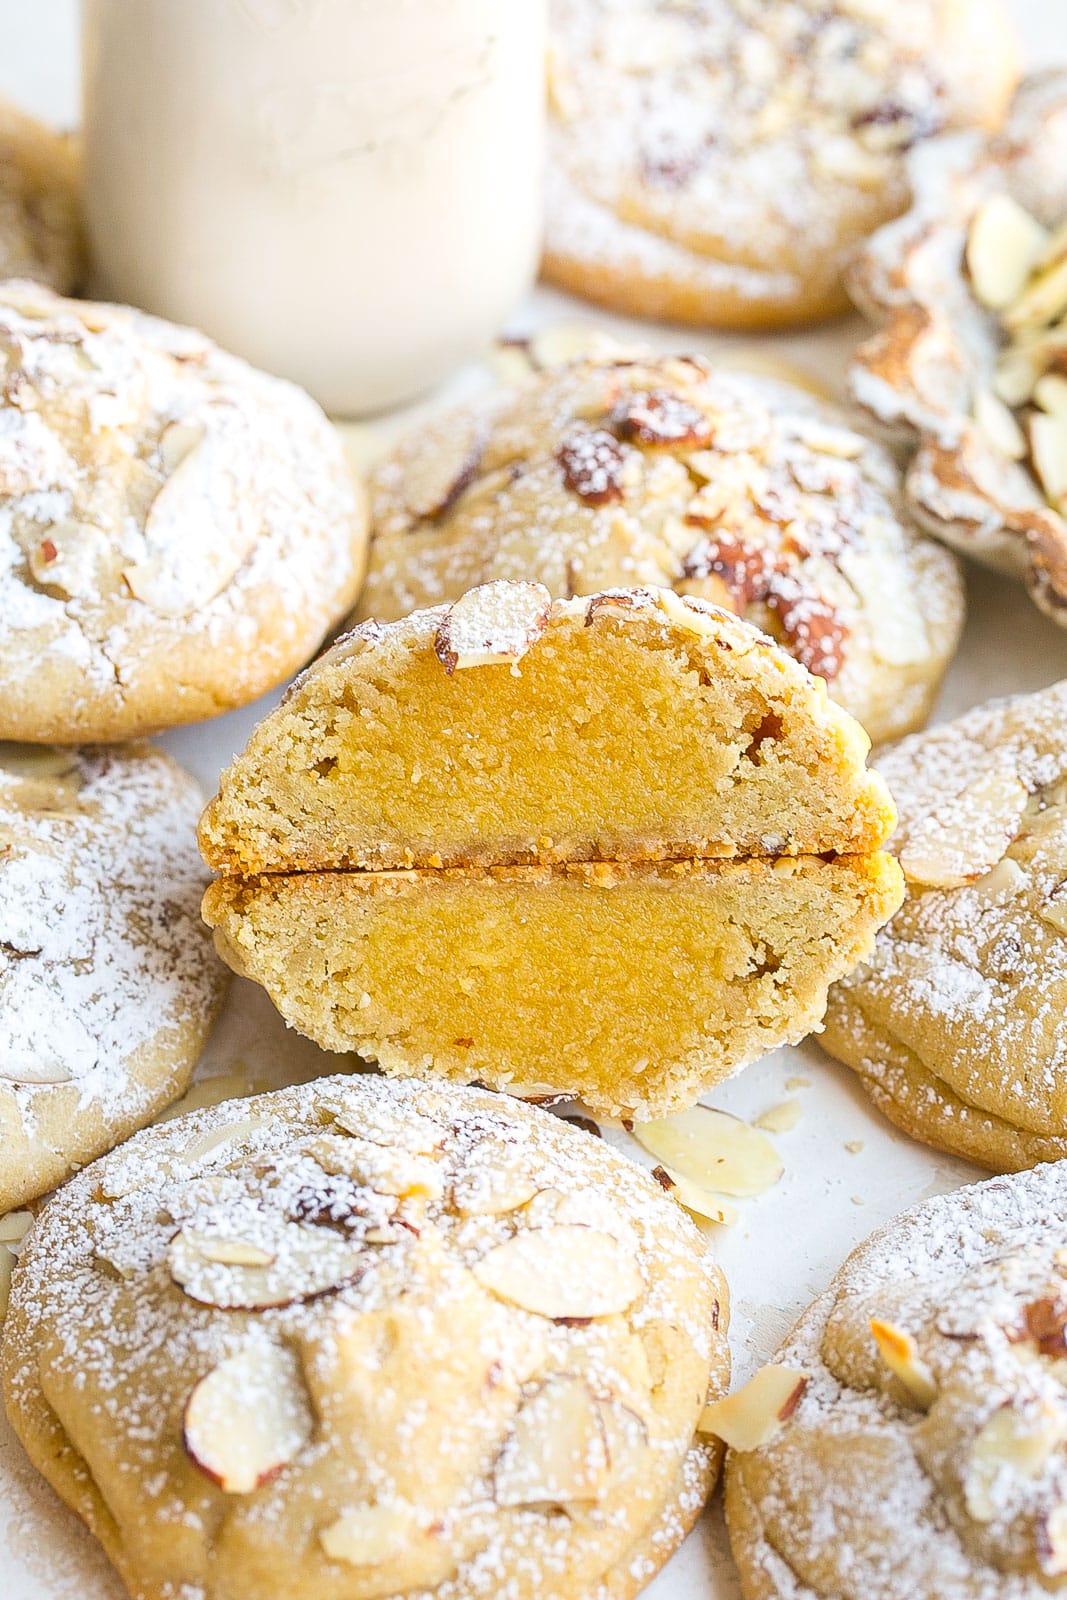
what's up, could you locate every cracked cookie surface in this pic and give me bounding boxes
[0,741,228,1210]
[725,1162,1067,1599]
[0,282,367,743]
[1,1074,729,1600]
[356,352,964,746]
[543,0,1018,328]
[823,679,1067,1172]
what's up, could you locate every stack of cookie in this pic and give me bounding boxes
[8,6,1067,1600]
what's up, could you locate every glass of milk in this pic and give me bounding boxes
[82,0,547,414]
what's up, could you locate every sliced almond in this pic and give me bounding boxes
[964,1400,1067,1523]
[308,1137,442,1200]
[0,1211,33,1247]
[973,387,1027,461]
[28,520,112,601]
[651,1166,738,1227]
[0,746,80,782]
[180,1117,272,1168]
[1040,882,1067,935]
[1005,255,1067,334]
[1029,408,1067,505]
[450,1157,540,1217]
[404,416,485,522]
[967,195,1049,312]
[529,324,625,372]
[0,1244,13,1321]
[754,1101,802,1135]
[1035,373,1067,416]
[971,856,1027,902]
[0,1053,73,1085]
[433,581,552,675]
[319,1501,457,1590]
[869,1319,937,1409]
[1037,1501,1067,1580]
[178,1230,276,1268]
[329,1101,443,1155]
[494,1376,609,1506]
[632,1107,784,1199]
[184,1342,312,1494]
[472,1225,643,1319]
[994,344,1047,408]
[169,1223,364,1310]
[898,771,1028,889]
[697,1366,807,1451]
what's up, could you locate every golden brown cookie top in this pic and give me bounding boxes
[725,1162,1067,1598]
[3,1075,727,1600]
[0,281,366,742]
[359,348,964,745]
[545,0,1017,321]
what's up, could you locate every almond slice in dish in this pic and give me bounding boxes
[651,1166,739,1227]
[633,1107,783,1198]
[964,1400,1067,1523]
[183,1342,313,1493]
[967,194,1049,312]
[973,387,1027,461]
[869,1318,937,1409]
[697,1366,807,1451]
[472,1224,643,1319]
[494,1376,610,1507]
[898,771,1028,890]
[754,1101,802,1135]
[1029,409,1067,506]
[0,1212,33,1247]
[169,1223,364,1310]
[1005,256,1067,334]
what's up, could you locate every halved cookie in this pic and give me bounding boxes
[0,742,228,1210]
[722,1161,1067,1598]
[357,349,965,746]
[823,679,1067,1172]
[2,1076,729,1600]
[201,583,902,1116]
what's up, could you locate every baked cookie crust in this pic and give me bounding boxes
[823,679,1067,1172]
[0,282,368,743]
[725,1161,1067,1599]
[2,1076,729,1600]
[543,0,1018,329]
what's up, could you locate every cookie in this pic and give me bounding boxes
[1,1075,730,1600]
[0,98,83,292]
[822,679,1067,1173]
[722,1161,1067,1599]
[356,351,965,746]
[200,582,903,1116]
[849,72,1067,628]
[0,281,368,743]
[0,742,228,1210]
[543,0,1018,329]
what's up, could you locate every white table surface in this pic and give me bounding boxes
[1,4,1066,1598]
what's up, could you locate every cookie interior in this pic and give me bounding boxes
[200,599,895,875]
[204,854,903,1118]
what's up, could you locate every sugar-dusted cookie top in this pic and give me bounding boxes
[823,679,1067,1172]
[357,350,964,746]
[201,582,898,877]
[0,97,83,292]
[724,1161,1067,1599]
[0,281,367,742]
[0,741,227,1209]
[2,1075,729,1600]
[543,0,1018,328]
